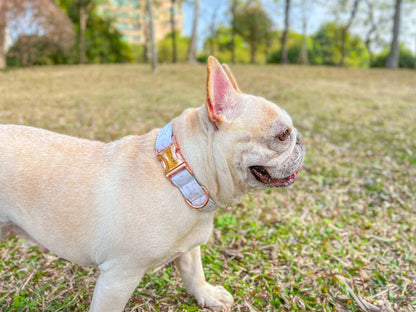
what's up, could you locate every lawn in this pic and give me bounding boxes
[0,64,415,312]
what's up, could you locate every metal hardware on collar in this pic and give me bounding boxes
[155,122,218,213]
[184,185,210,209]
[157,137,193,180]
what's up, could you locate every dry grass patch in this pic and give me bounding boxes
[0,64,415,311]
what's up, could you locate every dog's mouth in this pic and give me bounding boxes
[249,166,301,188]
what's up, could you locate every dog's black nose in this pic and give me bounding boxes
[296,133,301,145]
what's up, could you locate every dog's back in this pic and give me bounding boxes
[0,124,105,264]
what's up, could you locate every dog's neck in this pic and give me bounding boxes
[172,105,245,207]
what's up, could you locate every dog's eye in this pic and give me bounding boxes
[277,129,290,141]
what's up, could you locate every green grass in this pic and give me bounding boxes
[0,64,415,311]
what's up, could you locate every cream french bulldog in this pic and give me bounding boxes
[0,56,304,311]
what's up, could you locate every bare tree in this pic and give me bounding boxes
[170,0,177,63]
[0,1,6,69]
[297,0,310,64]
[187,0,200,63]
[385,0,402,68]
[230,0,238,64]
[208,4,220,56]
[147,0,157,73]
[143,13,149,64]
[264,29,272,61]
[78,0,94,64]
[413,33,416,69]
[364,0,377,64]
[280,0,291,64]
[340,0,361,66]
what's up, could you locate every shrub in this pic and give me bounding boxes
[371,45,415,68]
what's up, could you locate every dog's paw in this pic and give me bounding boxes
[194,283,234,311]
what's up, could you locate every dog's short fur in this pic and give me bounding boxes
[0,57,304,311]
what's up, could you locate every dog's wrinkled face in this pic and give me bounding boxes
[230,96,304,190]
[205,57,304,192]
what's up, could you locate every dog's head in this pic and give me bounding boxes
[203,56,304,196]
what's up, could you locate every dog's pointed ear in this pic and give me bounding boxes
[206,56,241,125]
[222,64,242,94]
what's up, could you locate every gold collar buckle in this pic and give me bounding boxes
[156,136,193,181]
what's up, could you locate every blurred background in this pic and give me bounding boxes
[1,0,415,69]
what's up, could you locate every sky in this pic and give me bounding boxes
[182,0,416,55]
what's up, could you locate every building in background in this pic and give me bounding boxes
[98,0,183,45]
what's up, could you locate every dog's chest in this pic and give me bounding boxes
[178,215,214,250]
[148,214,214,272]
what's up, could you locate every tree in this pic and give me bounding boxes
[201,26,251,63]
[53,0,131,65]
[78,0,94,64]
[147,0,157,73]
[363,0,377,64]
[268,32,311,64]
[264,27,272,61]
[340,0,361,66]
[158,33,189,62]
[297,0,311,64]
[280,0,291,64]
[356,0,390,66]
[234,1,273,64]
[55,0,100,64]
[230,0,239,64]
[170,0,177,63]
[311,22,369,67]
[187,0,200,62]
[1,0,73,68]
[143,14,149,64]
[208,3,221,56]
[0,1,12,69]
[385,0,402,68]
[414,33,416,69]
[372,44,415,68]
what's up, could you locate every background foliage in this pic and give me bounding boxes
[2,0,415,68]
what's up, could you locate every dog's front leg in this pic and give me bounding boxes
[174,246,233,311]
[89,263,143,312]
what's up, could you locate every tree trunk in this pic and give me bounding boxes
[365,33,374,65]
[143,16,149,64]
[340,0,360,67]
[364,1,376,66]
[250,43,256,64]
[0,3,6,69]
[143,42,148,63]
[79,0,88,65]
[365,40,374,65]
[230,0,237,64]
[187,0,199,63]
[265,35,271,62]
[414,34,416,69]
[147,0,157,73]
[208,4,219,57]
[280,0,291,64]
[170,0,177,63]
[209,37,214,56]
[340,32,346,66]
[299,34,308,65]
[386,0,402,68]
[298,3,308,65]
